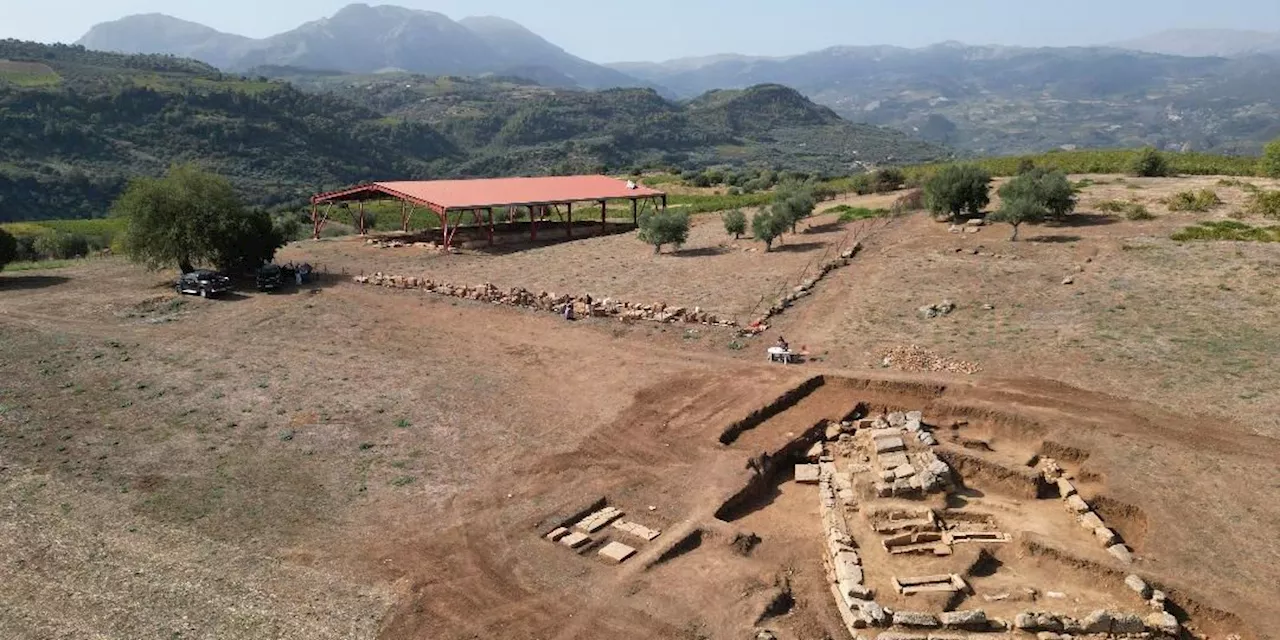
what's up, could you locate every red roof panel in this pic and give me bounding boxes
[313,175,664,211]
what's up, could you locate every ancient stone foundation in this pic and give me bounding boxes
[742,242,862,336]
[352,274,739,328]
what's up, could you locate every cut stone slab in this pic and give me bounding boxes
[1108,544,1134,564]
[806,442,825,460]
[1146,611,1179,635]
[939,609,988,630]
[892,611,940,628]
[906,410,924,423]
[875,436,907,454]
[545,527,570,542]
[611,520,661,542]
[1080,609,1114,634]
[1111,613,1145,634]
[879,452,910,469]
[598,541,636,564]
[870,428,901,440]
[1064,494,1090,514]
[1077,511,1105,530]
[894,464,917,480]
[560,531,591,549]
[1056,478,1077,497]
[1094,526,1120,546]
[795,464,821,484]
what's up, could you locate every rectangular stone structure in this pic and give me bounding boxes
[575,506,624,533]
[545,527,569,542]
[879,452,910,470]
[611,520,661,542]
[597,541,636,564]
[795,464,821,484]
[560,531,591,549]
[875,436,907,454]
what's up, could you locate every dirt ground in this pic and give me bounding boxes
[1,175,1278,639]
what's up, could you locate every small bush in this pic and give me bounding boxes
[32,232,90,259]
[1130,147,1172,177]
[1096,200,1128,213]
[1125,203,1154,220]
[892,189,925,214]
[830,205,888,222]
[1166,189,1222,212]
[1246,190,1280,219]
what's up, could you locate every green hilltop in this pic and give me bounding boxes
[0,41,945,221]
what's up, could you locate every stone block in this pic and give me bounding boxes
[805,442,824,461]
[1077,511,1105,530]
[1080,609,1114,634]
[1094,526,1120,546]
[795,464,821,484]
[598,541,636,564]
[879,452,910,469]
[893,611,940,628]
[874,482,893,498]
[905,419,923,433]
[1146,611,1179,635]
[875,437,906,455]
[894,464,917,480]
[879,470,896,482]
[876,634,927,640]
[1108,544,1134,564]
[560,532,591,549]
[870,428,901,440]
[906,410,924,423]
[545,527,569,542]
[939,610,987,630]
[1111,613,1145,634]
[1064,494,1090,514]
[1126,574,1153,599]
[860,601,888,627]
[888,412,907,427]
[1056,478,1077,497]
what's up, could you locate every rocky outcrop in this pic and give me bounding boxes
[352,274,738,328]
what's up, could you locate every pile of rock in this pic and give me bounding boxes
[1041,460,1131,565]
[917,300,956,320]
[352,274,738,328]
[881,344,981,375]
[364,238,441,250]
[948,219,985,234]
[1125,574,1181,636]
[741,243,861,336]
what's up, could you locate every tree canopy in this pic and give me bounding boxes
[111,164,283,273]
[637,209,691,254]
[997,168,1077,220]
[752,209,788,251]
[772,185,817,233]
[722,209,747,239]
[0,228,16,272]
[924,164,992,222]
[988,196,1048,241]
[1261,138,1280,179]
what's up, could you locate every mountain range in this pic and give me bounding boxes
[70,6,1280,156]
[76,4,651,91]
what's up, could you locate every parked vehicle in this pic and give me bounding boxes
[256,264,284,291]
[175,269,232,298]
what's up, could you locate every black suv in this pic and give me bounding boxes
[175,269,232,297]
[256,264,284,291]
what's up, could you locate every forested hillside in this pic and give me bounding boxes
[0,42,944,221]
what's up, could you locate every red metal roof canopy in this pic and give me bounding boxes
[312,175,665,213]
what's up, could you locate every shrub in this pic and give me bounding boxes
[637,209,691,254]
[1172,220,1280,242]
[1131,147,1172,177]
[726,186,743,196]
[1096,200,1128,213]
[870,167,905,193]
[0,228,15,272]
[1166,189,1222,212]
[1125,203,1154,220]
[924,164,992,222]
[1262,138,1280,178]
[849,174,874,195]
[998,168,1077,220]
[773,185,817,233]
[1016,158,1037,175]
[892,189,925,214]
[751,210,787,251]
[1246,190,1280,219]
[722,209,747,239]
[831,205,887,222]
[33,232,90,259]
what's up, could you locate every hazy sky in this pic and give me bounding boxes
[5,0,1279,62]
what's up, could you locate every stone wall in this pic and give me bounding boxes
[742,242,862,336]
[352,274,739,328]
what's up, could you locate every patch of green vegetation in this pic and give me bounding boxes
[1245,190,1280,219]
[1166,189,1222,212]
[391,476,415,487]
[667,192,773,214]
[1171,220,1280,242]
[1,258,77,271]
[905,149,1261,180]
[829,205,890,222]
[1095,199,1151,219]
[0,60,61,87]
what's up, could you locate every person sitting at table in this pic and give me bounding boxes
[776,336,789,352]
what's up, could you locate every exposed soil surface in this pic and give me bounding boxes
[2,175,1278,640]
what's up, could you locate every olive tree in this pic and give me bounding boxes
[1131,147,1171,177]
[752,210,788,251]
[773,186,817,233]
[111,164,283,273]
[988,196,1048,242]
[998,168,1077,220]
[924,164,992,222]
[637,209,691,254]
[722,209,747,239]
